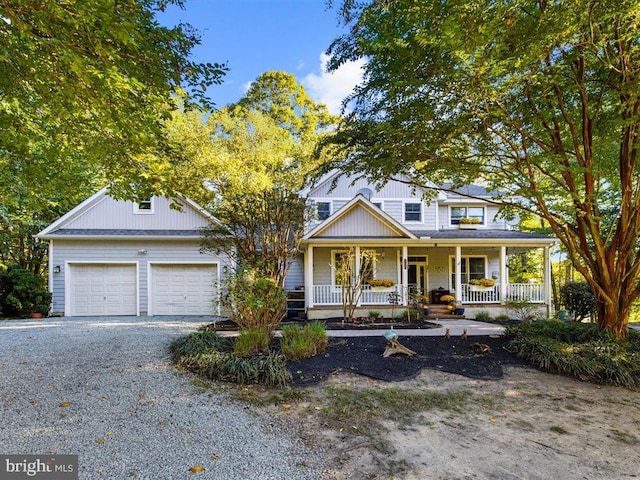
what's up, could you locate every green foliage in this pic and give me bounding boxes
[324,0,640,338]
[0,265,51,316]
[494,314,511,322]
[504,300,540,323]
[505,321,640,388]
[475,311,492,321]
[560,282,596,322]
[280,321,328,361]
[234,328,272,357]
[170,331,288,388]
[1,1,226,198]
[169,330,229,357]
[223,271,287,333]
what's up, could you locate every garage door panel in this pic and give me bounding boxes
[70,264,137,316]
[151,265,217,316]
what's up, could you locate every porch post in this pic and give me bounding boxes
[500,246,507,303]
[455,246,462,302]
[402,245,409,305]
[543,245,552,317]
[304,246,314,309]
[355,245,361,307]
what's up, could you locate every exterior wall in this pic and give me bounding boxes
[307,174,441,230]
[64,196,210,230]
[438,203,509,230]
[317,208,401,237]
[284,255,305,291]
[50,239,230,316]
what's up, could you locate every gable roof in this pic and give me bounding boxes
[36,187,219,240]
[304,194,418,240]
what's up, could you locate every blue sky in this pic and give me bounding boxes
[157,0,364,114]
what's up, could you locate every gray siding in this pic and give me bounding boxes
[317,208,401,238]
[311,173,427,199]
[65,196,210,230]
[50,239,230,315]
[284,255,304,291]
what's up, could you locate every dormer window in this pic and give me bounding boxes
[450,206,485,225]
[134,198,154,214]
[317,202,331,220]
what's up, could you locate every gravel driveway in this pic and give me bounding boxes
[0,317,326,479]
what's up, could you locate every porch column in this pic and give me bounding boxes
[544,245,552,317]
[355,245,361,307]
[455,246,462,301]
[500,246,507,303]
[401,245,409,305]
[304,246,314,308]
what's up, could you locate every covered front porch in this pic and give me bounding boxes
[302,241,555,319]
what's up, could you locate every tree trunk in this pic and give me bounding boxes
[595,288,631,341]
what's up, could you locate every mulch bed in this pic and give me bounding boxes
[287,335,527,386]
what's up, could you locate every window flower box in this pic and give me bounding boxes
[458,218,481,229]
[369,279,396,290]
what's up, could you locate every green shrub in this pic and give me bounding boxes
[505,320,640,388]
[560,281,595,322]
[224,270,286,333]
[0,265,52,317]
[169,330,228,357]
[368,311,381,319]
[495,314,511,322]
[280,321,328,360]
[475,310,492,321]
[179,351,289,388]
[234,327,272,356]
[170,330,289,387]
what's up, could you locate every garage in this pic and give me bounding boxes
[69,264,137,316]
[150,264,218,315]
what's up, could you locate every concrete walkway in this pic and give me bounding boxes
[325,319,505,337]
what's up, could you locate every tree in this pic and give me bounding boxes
[168,72,337,284]
[324,0,640,339]
[332,248,377,325]
[1,0,227,198]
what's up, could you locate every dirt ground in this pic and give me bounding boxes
[257,353,640,479]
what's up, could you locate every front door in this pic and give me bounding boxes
[408,256,428,298]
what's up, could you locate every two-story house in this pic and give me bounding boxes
[286,171,557,319]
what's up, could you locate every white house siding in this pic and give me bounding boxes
[64,196,210,230]
[285,255,304,291]
[50,239,227,316]
[317,208,401,238]
[310,173,426,200]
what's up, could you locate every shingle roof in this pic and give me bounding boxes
[411,229,552,239]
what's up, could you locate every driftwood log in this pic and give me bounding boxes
[383,338,417,358]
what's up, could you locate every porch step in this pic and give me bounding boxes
[424,304,466,320]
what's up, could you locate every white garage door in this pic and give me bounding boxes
[70,264,137,316]
[151,264,218,316]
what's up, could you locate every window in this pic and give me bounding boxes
[317,202,331,220]
[450,206,485,225]
[404,203,422,222]
[450,256,486,285]
[134,198,154,214]
[332,249,376,286]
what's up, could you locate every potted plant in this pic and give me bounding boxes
[369,278,396,290]
[412,294,430,315]
[469,278,496,291]
[458,217,481,229]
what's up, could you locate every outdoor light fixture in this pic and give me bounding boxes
[138,249,147,255]
[53,266,61,273]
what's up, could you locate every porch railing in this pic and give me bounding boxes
[460,283,545,304]
[313,285,407,306]
[312,283,545,306]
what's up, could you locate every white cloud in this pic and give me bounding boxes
[302,52,365,116]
